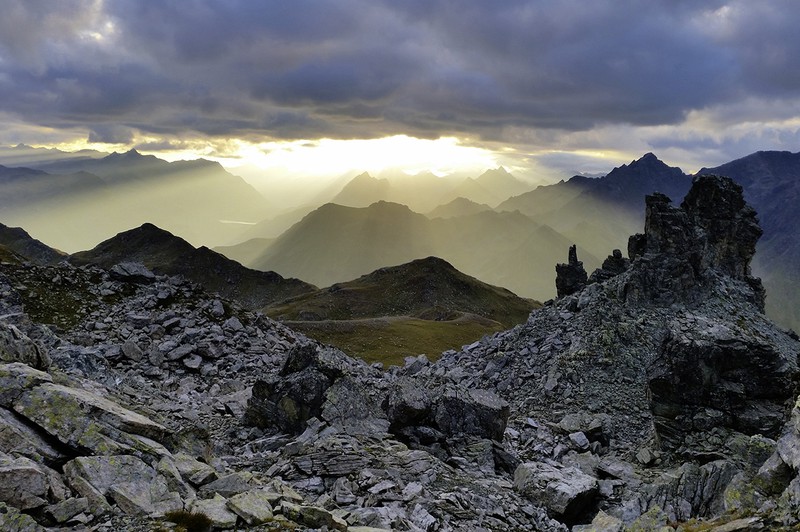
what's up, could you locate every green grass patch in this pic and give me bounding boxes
[285,314,505,367]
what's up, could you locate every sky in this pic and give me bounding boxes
[1,0,800,184]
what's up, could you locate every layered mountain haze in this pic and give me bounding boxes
[0,148,271,251]
[425,197,493,219]
[243,199,593,300]
[250,201,434,288]
[328,167,532,212]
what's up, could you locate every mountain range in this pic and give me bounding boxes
[2,145,800,331]
[329,166,532,212]
[244,200,593,299]
[0,148,270,251]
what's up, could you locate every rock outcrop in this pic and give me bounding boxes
[555,244,588,297]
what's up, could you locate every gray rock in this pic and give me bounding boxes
[13,382,168,458]
[121,339,143,362]
[0,454,51,509]
[514,461,598,525]
[198,472,255,498]
[0,501,46,531]
[0,324,49,369]
[0,363,52,408]
[280,501,348,531]
[191,493,238,529]
[45,497,89,524]
[226,489,274,525]
[110,262,156,283]
[0,406,64,464]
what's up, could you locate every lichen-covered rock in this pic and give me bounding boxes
[0,406,64,464]
[64,455,182,517]
[0,501,46,531]
[0,454,51,510]
[190,494,238,529]
[0,363,51,408]
[13,382,169,459]
[280,501,348,531]
[226,489,274,525]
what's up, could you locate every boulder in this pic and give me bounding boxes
[280,501,348,531]
[0,324,49,369]
[109,262,156,283]
[514,461,598,525]
[191,494,238,529]
[64,455,182,517]
[0,363,52,408]
[0,406,64,464]
[0,501,46,531]
[0,454,51,510]
[385,380,509,443]
[226,489,274,525]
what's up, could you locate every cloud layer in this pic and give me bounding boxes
[1,1,800,168]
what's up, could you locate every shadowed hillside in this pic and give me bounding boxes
[71,223,315,309]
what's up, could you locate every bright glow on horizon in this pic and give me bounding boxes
[200,135,501,179]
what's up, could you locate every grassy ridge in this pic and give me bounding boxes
[284,314,506,367]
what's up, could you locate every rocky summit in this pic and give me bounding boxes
[0,173,799,531]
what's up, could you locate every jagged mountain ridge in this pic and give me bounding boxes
[70,223,316,309]
[329,167,532,212]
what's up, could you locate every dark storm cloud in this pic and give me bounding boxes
[1,0,799,143]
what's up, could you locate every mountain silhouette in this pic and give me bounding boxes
[71,223,315,309]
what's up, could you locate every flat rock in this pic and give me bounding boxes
[13,382,168,456]
[226,489,274,525]
[191,494,238,529]
[0,363,52,408]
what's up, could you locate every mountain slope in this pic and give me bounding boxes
[0,222,66,265]
[252,201,434,288]
[70,223,316,309]
[265,256,539,364]
[426,197,493,219]
[266,256,537,327]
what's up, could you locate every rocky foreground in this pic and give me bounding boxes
[0,174,799,531]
